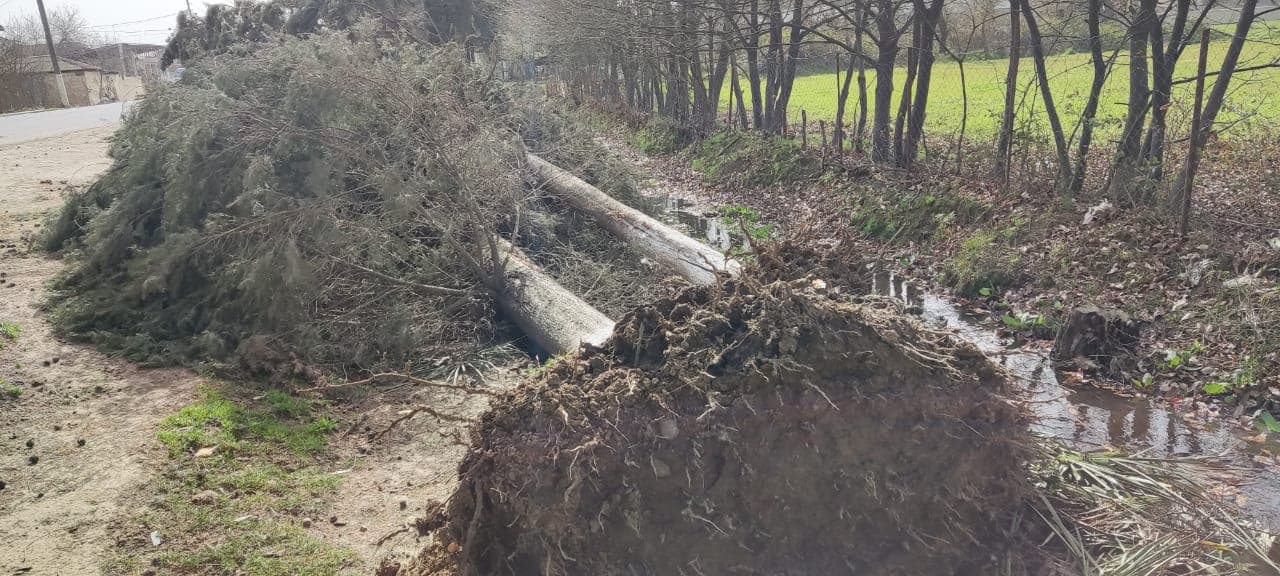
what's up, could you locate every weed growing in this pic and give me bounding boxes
[109,384,353,574]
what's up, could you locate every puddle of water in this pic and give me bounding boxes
[871,271,1280,532]
[624,185,743,253]
[623,156,1280,533]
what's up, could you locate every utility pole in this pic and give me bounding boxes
[35,0,70,108]
[118,42,127,76]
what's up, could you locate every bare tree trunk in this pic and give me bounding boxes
[993,3,1020,181]
[1018,0,1071,190]
[1108,0,1156,203]
[527,154,741,285]
[1068,0,1108,194]
[1171,0,1259,219]
[854,7,869,153]
[903,0,944,167]
[892,14,919,166]
[489,239,615,356]
[870,0,900,163]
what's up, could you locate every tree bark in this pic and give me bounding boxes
[1018,0,1071,190]
[870,0,900,163]
[903,0,944,167]
[1107,0,1157,203]
[488,238,616,356]
[993,3,1020,181]
[526,153,741,285]
[1171,0,1259,219]
[1068,0,1108,194]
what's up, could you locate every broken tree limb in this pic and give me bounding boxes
[525,153,741,286]
[487,238,616,356]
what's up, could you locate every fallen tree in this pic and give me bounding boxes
[41,34,532,372]
[526,153,740,285]
[486,238,614,356]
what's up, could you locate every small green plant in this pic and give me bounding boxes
[1132,373,1156,389]
[941,230,1021,297]
[0,321,19,349]
[1,379,20,398]
[1001,311,1047,331]
[0,321,20,340]
[1162,340,1205,370]
[719,204,774,241]
[1202,358,1260,395]
[1256,411,1280,434]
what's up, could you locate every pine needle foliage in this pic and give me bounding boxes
[45,31,527,371]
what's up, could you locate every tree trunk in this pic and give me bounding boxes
[1107,0,1156,203]
[526,154,741,285]
[1068,0,1108,194]
[903,0,944,167]
[489,238,615,356]
[870,0,900,163]
[993,4,1020,181]
[1171,0,1259,218]
[854,8,869,153]
[1018,0,1071,190]
[892,14,919,166]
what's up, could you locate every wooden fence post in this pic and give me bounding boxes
[820,120,828,148]
[801,109,808,148]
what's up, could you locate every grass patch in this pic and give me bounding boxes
[688,131,821,186]
[157,387,336,457]
[1,378,20,399]
[630,117,686,154]
[0,321,19,348]
[940,229,1023,297]
[848,187,993,242]
[107,385,354,575]
[752,23,1280,144]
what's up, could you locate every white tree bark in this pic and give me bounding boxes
[488,238,615,356]
[527,153,740,286]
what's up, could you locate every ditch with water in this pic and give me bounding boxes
[628,174,1280,533]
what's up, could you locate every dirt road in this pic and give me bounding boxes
[0,126,202,574]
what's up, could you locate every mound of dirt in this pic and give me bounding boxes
[408,278,1030,575]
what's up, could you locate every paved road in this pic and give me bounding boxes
[0,101,134,146]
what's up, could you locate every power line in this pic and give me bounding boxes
[86,12,179,29]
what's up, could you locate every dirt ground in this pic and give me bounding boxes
[0,126,478,574]
[0,125,200,573]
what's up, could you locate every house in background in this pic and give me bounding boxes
[21,55,122,107]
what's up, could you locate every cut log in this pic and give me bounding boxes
[487,238,616,356]
[526,153,741,286]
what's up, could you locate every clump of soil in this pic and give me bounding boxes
[407,275,1031,575]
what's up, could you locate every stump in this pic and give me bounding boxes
[1050,305,1141,369]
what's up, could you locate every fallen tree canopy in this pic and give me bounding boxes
[405,276,1034,575]
[44,33,529,371]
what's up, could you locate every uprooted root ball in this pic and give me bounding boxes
[408,279,1031,575]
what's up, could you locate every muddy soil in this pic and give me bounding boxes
[409,275,1032,575]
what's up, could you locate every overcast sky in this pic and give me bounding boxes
[0,0,229,45]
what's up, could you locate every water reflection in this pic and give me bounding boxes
[625,185,745,253]
[869,271,1280,531]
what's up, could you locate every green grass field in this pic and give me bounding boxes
[760,23,1280,145]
